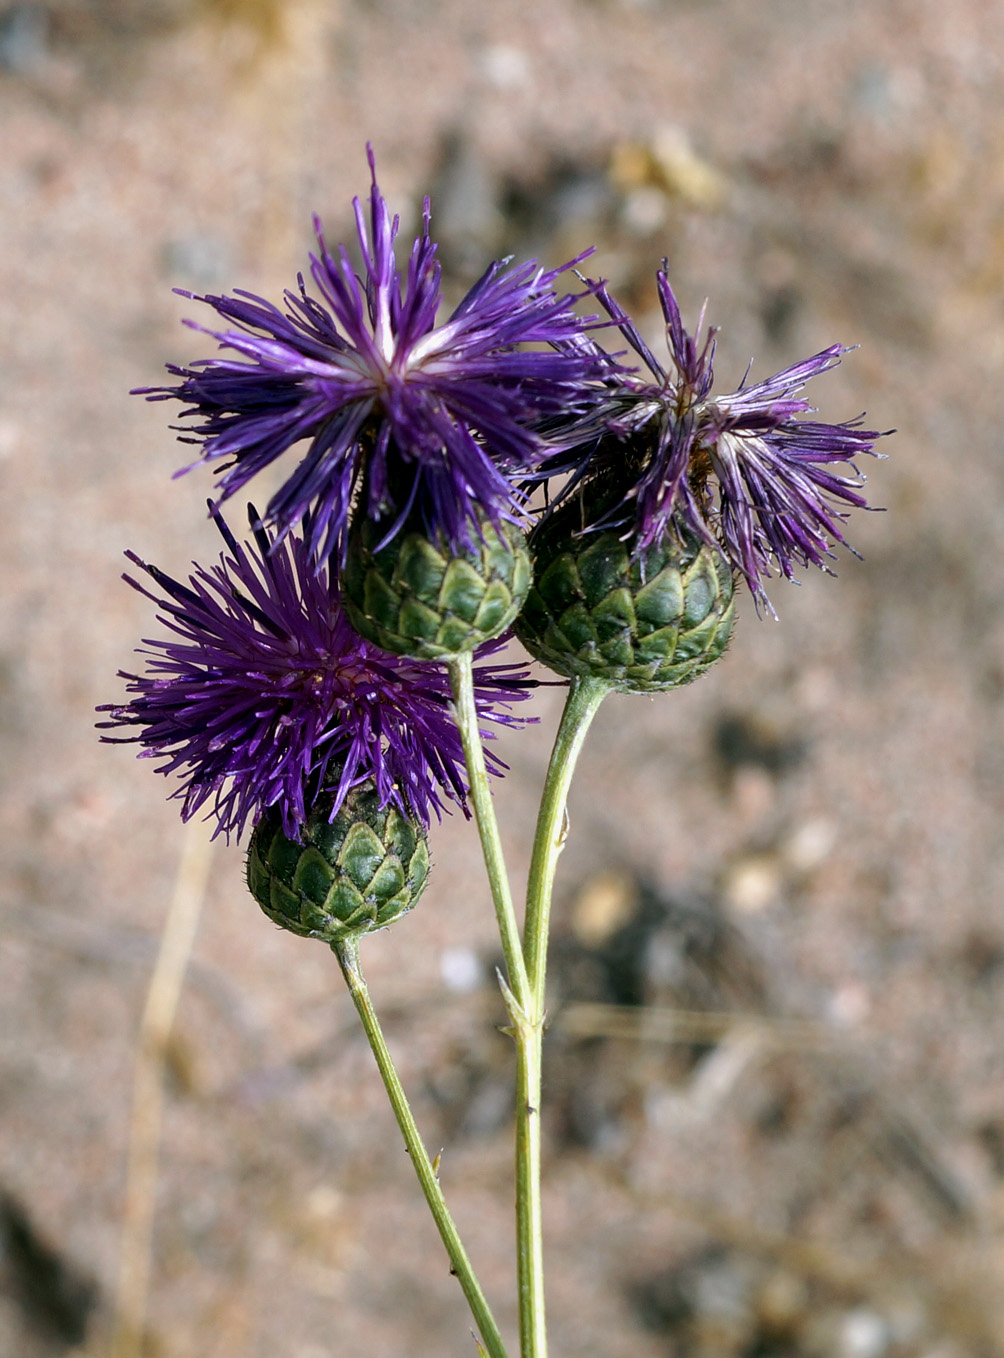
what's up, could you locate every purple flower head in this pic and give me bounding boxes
[97,508,535,841]
[142,147,604,564]
[548,268,887,611]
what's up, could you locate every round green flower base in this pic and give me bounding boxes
[247,785,430,944]
[515,501,735,693]
[343,516,531,661]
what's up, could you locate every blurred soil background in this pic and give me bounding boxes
[3,0,1004,1354]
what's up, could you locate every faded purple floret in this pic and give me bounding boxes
[547,268,886,610]
[141,147,603,564]
[97,510,534,841]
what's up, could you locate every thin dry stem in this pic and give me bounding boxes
[557,1002,836,1051]
[109,823,213,1358]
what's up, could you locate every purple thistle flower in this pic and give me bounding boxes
[97,509,535,842]
[547,268,887,610]
[141,147,603,564]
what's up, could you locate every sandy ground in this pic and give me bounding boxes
[3,0,1004,1354]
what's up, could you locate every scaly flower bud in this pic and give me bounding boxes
[248,784,429,943]
[515,472,734,691]
[343,509,530,661]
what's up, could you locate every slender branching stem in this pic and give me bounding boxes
[333,938,509,1358]
[511,1002,547,1358]
[514,675,611,1358]
[524,676,610,1012]
[447,652,531,1016]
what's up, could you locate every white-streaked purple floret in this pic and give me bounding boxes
[141,147,603,564]
[553,268,887,610]
[97,510,535,841]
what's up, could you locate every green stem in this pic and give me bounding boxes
[515,675,611,1358]
[448,653,531,1015]
[524,676,610,1010]
[333,938,509,1358]
[513,1006,546,1358]
[449,659,609,1358]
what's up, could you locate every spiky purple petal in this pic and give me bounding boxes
[544,268,887,608]
[141,148,604,564]
[97,510,535,841]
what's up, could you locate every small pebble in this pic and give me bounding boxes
[161,234,234,288]
[476,44,530,90]
[0,3,48,75]
[440,945,482,994]
[840,1308,891,1358]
